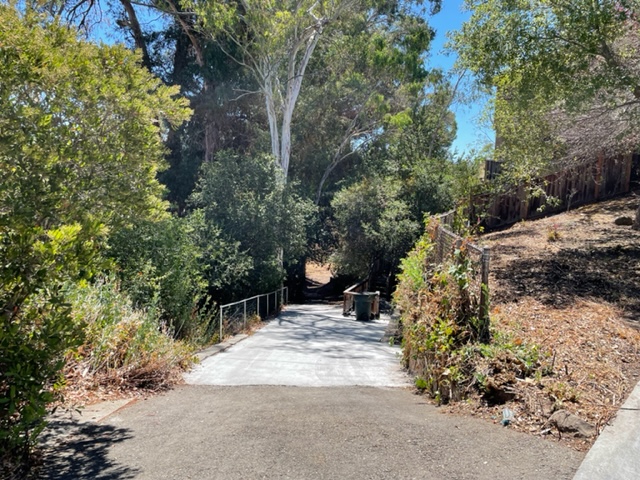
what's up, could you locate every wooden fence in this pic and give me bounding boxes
[473,153,633,229]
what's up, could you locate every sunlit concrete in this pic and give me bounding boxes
[184,303,409,387]
[573,381,640,480]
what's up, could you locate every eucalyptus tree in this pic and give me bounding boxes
[327,76,459,283]
[184,0,359,181]
[187,0,444,184]
[291,9,437,204]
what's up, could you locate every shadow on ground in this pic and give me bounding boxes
[493,236,640,326]
[36,419,138,480]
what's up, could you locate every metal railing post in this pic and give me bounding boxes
[244,299,247,329]
[257,295,260,319]
[220,306,223,340]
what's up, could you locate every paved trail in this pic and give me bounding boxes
[185,303,408,387]
[40,304,584,479]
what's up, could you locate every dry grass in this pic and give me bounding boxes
[306,261,333,285]
[446,194,640,451]
[59,279,196,409]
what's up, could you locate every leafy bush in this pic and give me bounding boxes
[190,150,314,301]
[0,5,189,468]
[0,224,103,467]
[108,216,212,340]
[331,177,420,278]
[65,277,194,390]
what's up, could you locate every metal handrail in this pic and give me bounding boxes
[219,286,289,339]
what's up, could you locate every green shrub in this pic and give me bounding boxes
[0,223,104,467]
[190,150,314,301]
[108,216,212,340]
[0,5,189,468]
[331,178,420,278]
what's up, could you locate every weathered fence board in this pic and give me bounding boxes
[473,154,633,229]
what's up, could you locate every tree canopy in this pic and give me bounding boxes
[454,0,640,163]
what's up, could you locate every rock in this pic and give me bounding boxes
[540,398,554,417]
[614,216,633,226]
[549,410,596,438]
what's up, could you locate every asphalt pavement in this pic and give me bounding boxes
[38,304,586,479]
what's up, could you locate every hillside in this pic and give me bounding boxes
[449,193,640,450]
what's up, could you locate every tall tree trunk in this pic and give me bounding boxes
[278,31,321,180]
[119,0,153,71]
[264,75,281,164]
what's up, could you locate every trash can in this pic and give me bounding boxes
[353,292,374,321]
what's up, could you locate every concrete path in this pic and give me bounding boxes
[185,303,408,387]
[573,381,640,480]
[38,304,585,479]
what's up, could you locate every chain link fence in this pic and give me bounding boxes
[434,212,491,338]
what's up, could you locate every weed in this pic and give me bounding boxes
[415,377,428,390]
[395,222,546,405]
[65,277,195,390]
[547,224,561,241]
[546,381,580,403]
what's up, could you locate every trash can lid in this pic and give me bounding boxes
[352,291,377,299]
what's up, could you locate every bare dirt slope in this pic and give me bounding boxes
[306,261,333,285]
[462,193,640,450]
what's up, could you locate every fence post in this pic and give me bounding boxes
[594,152,604,200]
[479,247,491,343]
[243,299,247,330]
[267,293,269,317]
[257,295,260,320]
[220,307,223,341]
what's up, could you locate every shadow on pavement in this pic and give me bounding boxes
[37,419,138,480]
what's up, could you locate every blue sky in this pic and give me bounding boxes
[425,0,494,154]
